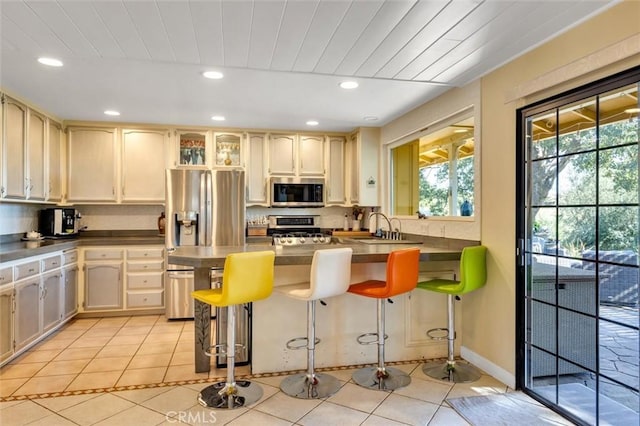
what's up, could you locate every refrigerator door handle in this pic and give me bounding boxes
[199,171,210,246]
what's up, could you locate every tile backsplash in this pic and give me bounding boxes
[0,203,42,236]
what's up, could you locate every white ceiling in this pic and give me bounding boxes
[0,0,616,132]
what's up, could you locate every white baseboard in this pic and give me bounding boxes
[461,346,515,389]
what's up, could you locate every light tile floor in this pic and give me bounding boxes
[0,315,562,425]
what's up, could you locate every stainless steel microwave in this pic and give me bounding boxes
[270,177,324,207]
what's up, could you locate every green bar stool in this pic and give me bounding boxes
[417,245,487,383]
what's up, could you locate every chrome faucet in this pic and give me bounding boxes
[389,217,402,240]
[369,212,392,239]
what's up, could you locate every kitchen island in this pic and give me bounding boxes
[169,242,464,374]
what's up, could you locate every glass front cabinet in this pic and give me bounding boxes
[214,132,243,167]
[175,130,209,168]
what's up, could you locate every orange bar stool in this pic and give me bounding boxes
[417,245,487,383]
[277,247,353,399]
[191,250,275,409]
[347,247,420,391]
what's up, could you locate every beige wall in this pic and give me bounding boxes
[382,1,640,385]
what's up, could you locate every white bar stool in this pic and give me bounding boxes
[276,247,353,399]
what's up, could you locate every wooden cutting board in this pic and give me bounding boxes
[331,230,371,237]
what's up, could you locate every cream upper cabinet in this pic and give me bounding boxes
[298,135,325,176]
[121,129,168,203]
[47,120,63,202]
[349,128,379,206]
[268,134,325,177]
[26,109,46,201]
[326,136,346,205]
[2,96,27,199]
[67,127,117,202]
[268,134,296,175]
[246,133,269,205]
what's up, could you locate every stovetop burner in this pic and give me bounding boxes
[272,231,332,246]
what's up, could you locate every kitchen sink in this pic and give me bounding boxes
[339,237,423,245]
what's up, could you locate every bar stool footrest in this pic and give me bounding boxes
[356,332,388,345]
[198,380,263,409]
[285,336,321,350]
[280,372,341,399]
[205,343,246,358]
[426,327,449,340]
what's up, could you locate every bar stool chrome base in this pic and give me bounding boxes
[280,372,341,399]
[198,380,263,409]
[352,366,411,391]
[422,360,482,383]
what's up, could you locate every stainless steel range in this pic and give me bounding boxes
[272,231,332,246]
[267,215,332,246]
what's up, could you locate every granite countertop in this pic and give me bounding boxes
[0,232,165,263]
[168,242,462,268]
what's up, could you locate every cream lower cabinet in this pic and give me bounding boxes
[62,250,79,320]
[81,246,164,313]
[83,248,124,311]
[41,270,62,332]
[2,251,75,365]
[0,281,14,363]
[14,276,42,351]
[125,247,164,310]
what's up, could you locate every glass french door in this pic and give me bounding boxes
[517,67,640,425]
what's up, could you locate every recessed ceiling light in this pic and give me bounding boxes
[625,107,640,114]
[363,116,378,121]
[203,71,224,79]
[37,57,63,67]
[211,115,225,121]
[306,120,319,126]
[340,81,359,89]
[104,110,120,116]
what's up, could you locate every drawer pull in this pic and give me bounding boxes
[28,268,35,272]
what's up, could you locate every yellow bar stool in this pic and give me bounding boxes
[347,247,421,391]
[277,247,353,399]
[191,250,275,409]
[417,245,487,383]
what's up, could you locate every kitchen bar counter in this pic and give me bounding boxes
[168,242,463,373]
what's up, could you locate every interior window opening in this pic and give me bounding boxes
[391,117,475,217]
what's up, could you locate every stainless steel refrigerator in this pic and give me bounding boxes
[164,169,249,365]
